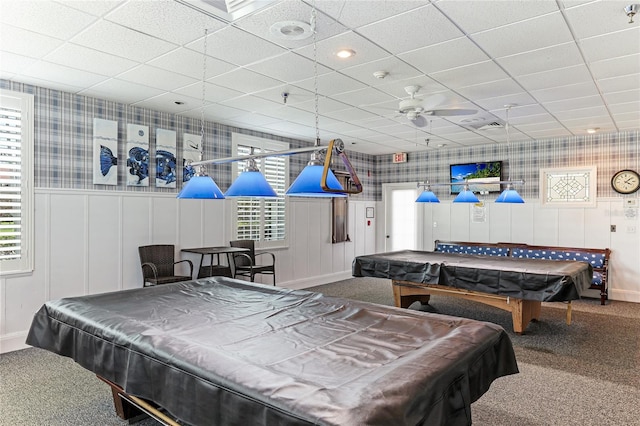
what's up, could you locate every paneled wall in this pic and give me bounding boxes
[0,190,377,353]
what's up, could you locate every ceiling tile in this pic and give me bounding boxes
[209,68,283,94]
[544,95,605,113]
[21,60,108,88]
[54,0,124,16]
[0,52,38,76]
[497,42,584,76]
[339,56,423,87]
[253,85,316,106]
[148,48,236,80]
[591,54,640,80]
[456,79,523,101]
[118,65,198,91]
[532,81,599,103]
[435,0,559,34]
[430,61,510,89]
[104,0,225,45]
[43,43,138,77]
[71,20,177,62]
[580,27,640,63]
[0,24,65,58]
[474,92,538,112]
[331,87,396,107]
[293,96,352,114]
[563,1,634,39]
[471,12,573,58]
[173,82,243,104]
[293,72,367,96]
[603,89,640,105]
[398,37,490,75]
[80,79,165,104]
[220,95,284,114]
[0,0,95,40]
[246,52,331,84]
[554,105,610,120]
[315,0,423,29]
[516,64,592,91]
[185,26,286,67]
[132,92,203,114]
[357,4,463,54]
[323,107,378,122]
[598,74,640,94]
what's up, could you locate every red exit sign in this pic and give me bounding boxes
[392,152,407,163]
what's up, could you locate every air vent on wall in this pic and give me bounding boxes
[178,0,276,22]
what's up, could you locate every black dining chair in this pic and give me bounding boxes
[138,244,193,287]
[229,240,276,285]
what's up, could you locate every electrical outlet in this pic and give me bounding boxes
[627,226,637,234]
[610,225,616,232]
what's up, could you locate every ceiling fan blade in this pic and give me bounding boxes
[412,115,428,127]
[429,109,477,116]
[421,94,447,111]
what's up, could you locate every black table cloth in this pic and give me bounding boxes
[27,277,518,426]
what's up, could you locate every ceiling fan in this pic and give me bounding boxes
[398,85,477,127]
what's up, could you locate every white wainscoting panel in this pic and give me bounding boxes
[88,195,121,295]
[50,194,87,300]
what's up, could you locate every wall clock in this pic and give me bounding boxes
[611,169,640,194]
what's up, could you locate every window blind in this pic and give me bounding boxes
[0,90,33,274]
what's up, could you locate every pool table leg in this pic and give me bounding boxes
[392,282,431,308]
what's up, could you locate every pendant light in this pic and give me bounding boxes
[225,150,277,197]
[285,1,346,198]
[496,105,524,203]
[416,183,440,203]
[177,29,225,200]
[453,184,480,203]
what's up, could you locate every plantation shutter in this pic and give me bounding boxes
[233,135,288,247]
[0,90,33,274]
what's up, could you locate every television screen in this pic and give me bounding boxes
[450,161,502,194]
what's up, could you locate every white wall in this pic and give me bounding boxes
[0,189,378,354]
[409,198,640,302]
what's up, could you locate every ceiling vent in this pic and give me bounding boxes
[478,121,504,131]
[178,0,277,22]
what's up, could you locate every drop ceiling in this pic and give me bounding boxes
[1,0,638,155]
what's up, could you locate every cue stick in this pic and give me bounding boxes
[118,392,181,426]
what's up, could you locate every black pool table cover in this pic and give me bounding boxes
[353,250,593,302]
[27,277,518,426]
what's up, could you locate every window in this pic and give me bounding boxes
[231,133,288,249]
[0,89,34,275]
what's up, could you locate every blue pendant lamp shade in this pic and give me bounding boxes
[177,175,225,199]
[453,185,480,203]
[416,187,440,203]
[225,158,277,197]
[496,185,525,203]
[286,164,347,197]
[226,170,278,197]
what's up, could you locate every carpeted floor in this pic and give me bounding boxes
[1,277,638,425]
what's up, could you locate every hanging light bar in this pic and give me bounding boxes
[416,179,525,203]
[177,173,225,199]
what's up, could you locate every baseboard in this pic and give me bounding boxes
[280,271,353,290]
[609,288,640,304]
[0,331,29,354]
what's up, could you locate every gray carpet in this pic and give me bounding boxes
[1,277,639,425]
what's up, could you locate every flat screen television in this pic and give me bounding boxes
[450,161,502,194]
